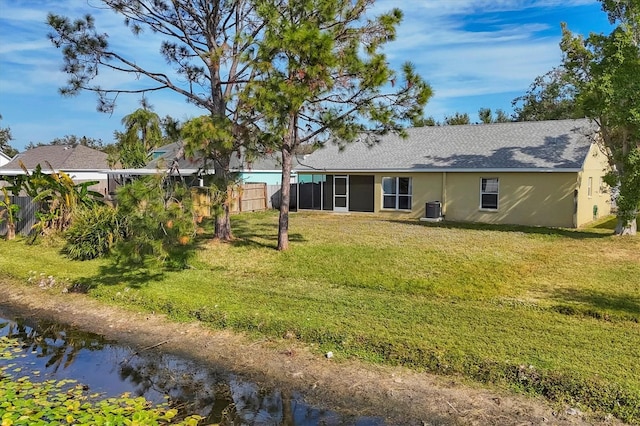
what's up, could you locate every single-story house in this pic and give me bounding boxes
[105,142,299,210]
[142,142,298,185]
[105,142,202,190]
[0,145,112,196]
[294,119,611,228]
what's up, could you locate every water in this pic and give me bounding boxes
[0,313,385,425]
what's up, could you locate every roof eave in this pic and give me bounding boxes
[295,168,583,173]
[103,168,204,176]
[0,168,110,174]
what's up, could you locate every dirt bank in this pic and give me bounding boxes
[0,280,619,426]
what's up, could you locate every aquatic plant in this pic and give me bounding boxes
[0,336,203,425]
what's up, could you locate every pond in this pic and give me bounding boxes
[0,312,386,425]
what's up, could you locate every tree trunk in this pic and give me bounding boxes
[213,159,233,241]
[615,215,637,236]
[215,202,232,240]
[6,223,15,240]
[277,115,296,252]
[277,147,292,251]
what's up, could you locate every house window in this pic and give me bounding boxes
[480,178,499,210]
[382,177,412,210]
[588,177,593,197]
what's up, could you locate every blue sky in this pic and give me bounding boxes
[0,0,613,152]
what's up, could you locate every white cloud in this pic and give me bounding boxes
[0,0,607,148]
[0,39,51,55]
[370,0,592,115]
[373,0,597,16]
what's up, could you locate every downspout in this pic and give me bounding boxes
[441,172,447,217]
[573,173,580,228]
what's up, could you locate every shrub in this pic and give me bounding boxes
[114,175,196,266]
[63,204,128,260]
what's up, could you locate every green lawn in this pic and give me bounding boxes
[1,212,639,422]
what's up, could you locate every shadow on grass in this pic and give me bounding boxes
[73,237,211,291]
[73,263,165,292]
[230,215,306,249]
[551,287,640,321]
[73,213,307,291]
[589,215,618,230]
[390,219,613,240]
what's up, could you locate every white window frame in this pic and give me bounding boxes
[587,177,593,198]
[480,177,499,210]
[333,175,349,212]
[382,177,412,211]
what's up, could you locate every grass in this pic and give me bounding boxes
[1,211,639,422]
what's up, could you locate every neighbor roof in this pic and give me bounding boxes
[295,119,597,173]
[143,142,300,173]
[0,145,109,171]
[144,142,203,173]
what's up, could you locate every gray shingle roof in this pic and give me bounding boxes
[295,119,597,172]
[145,142,203,171]
[0,145,109,171]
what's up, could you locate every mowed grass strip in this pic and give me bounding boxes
[1,211,639,421]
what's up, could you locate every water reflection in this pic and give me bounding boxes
[1,317,109,372]
[0,315,384,425]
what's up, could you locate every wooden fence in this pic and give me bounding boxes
[192,183,273,216]
[230,183,268,213]
[194,183,297,216]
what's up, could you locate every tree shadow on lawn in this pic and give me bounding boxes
[73,217,305,292]
[390,219,612,240]
[73,263,165,292]
[230,215,306,249]
[589,215,618,230]
[71,237,211,291]
[550,287,640,321]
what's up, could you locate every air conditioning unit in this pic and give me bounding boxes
[422,201,443,222]
[426,201,441,218]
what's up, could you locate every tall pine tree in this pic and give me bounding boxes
[246,0,432,250]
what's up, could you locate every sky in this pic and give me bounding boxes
[0,0,614,153]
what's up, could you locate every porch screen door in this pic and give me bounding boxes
[334,175,348,212]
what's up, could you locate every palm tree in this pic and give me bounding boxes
[117,101,163,168]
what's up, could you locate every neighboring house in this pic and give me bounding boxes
[294,119,612,229]
[0,151,11,167]
[236,153,300,185]
[107,142,202,182]
[106,142,298,211]
[140,142,298,185]
[0,145,112,196]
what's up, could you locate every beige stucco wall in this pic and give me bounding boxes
[373,173,443,219]
[441,172,579,228]
[371,171,599,229]
[575,143,611,226]
[370,172,578,227]
[300,149,612,228]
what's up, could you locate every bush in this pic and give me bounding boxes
[63,204,128,260]
[114,175,196,266]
